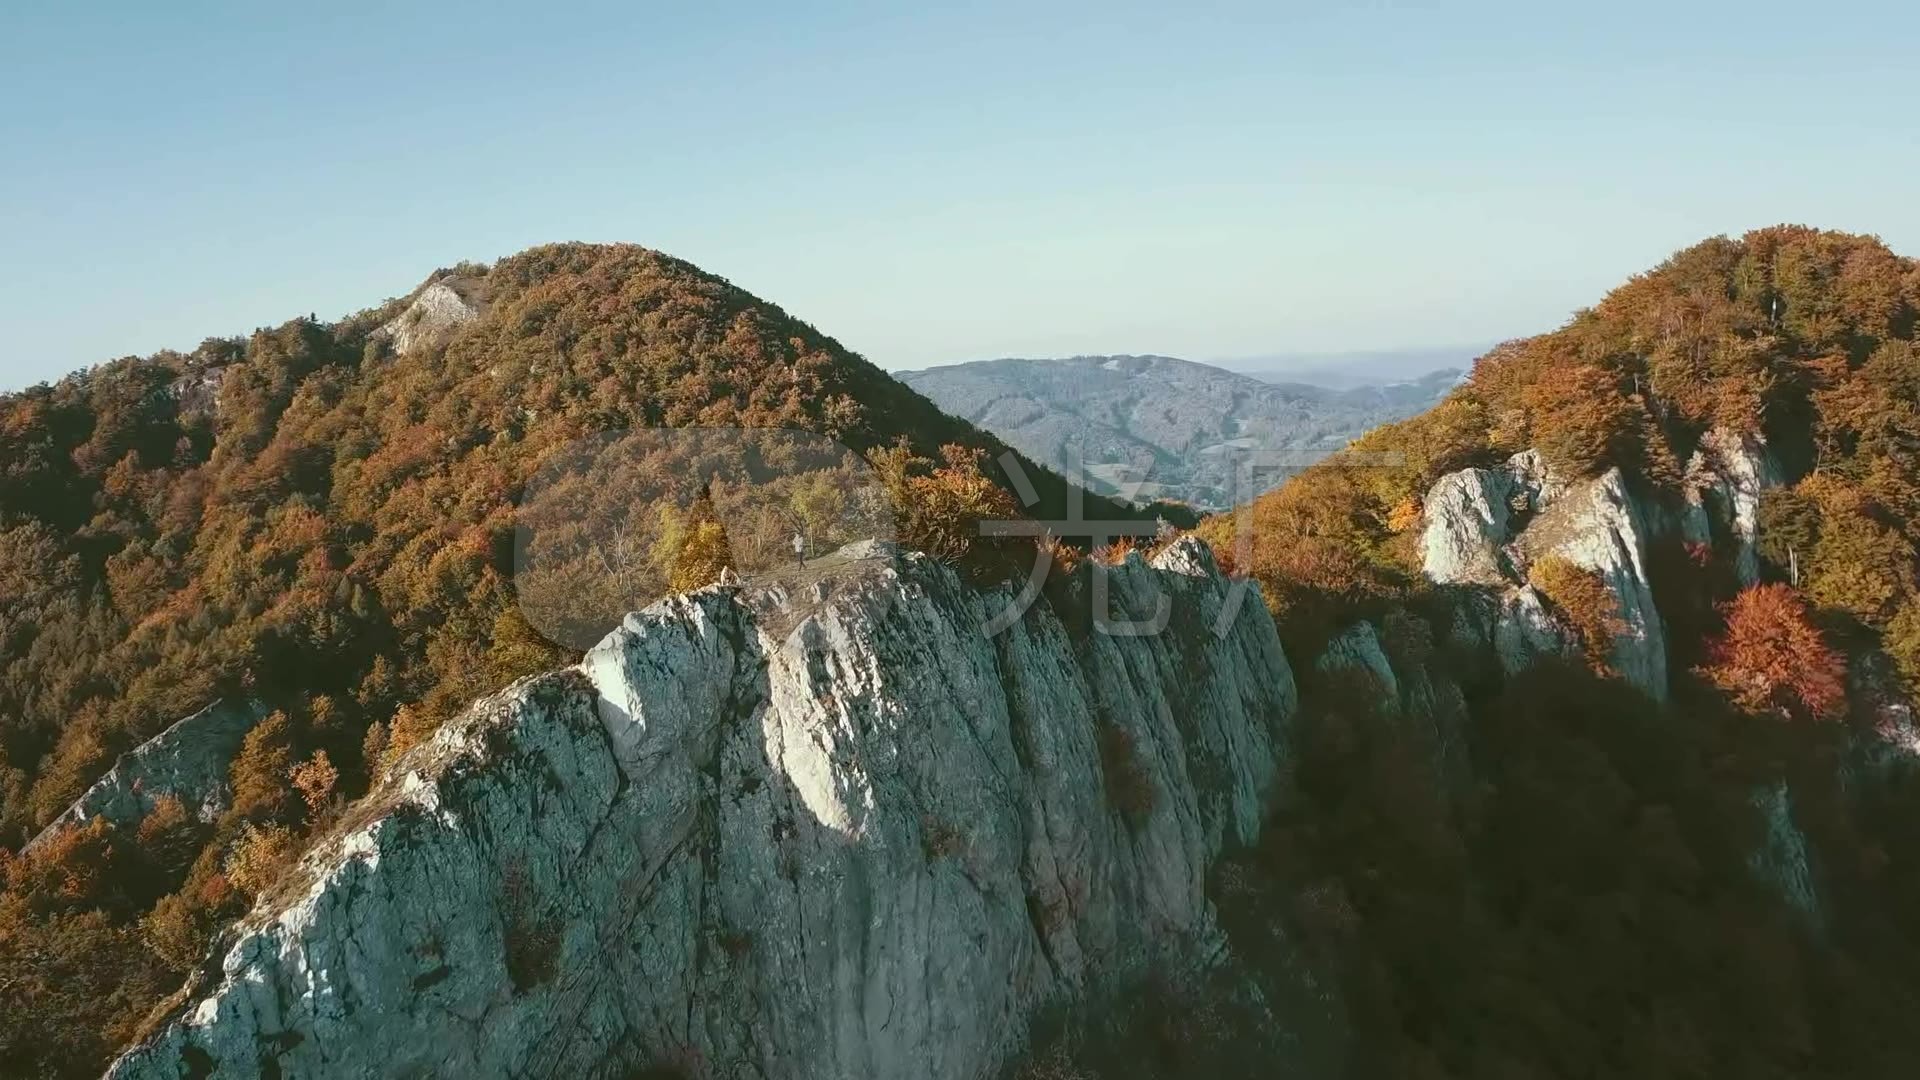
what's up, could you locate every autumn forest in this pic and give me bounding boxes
[8,228,1920,1077]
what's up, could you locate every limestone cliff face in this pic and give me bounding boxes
[1419,431,1787,700]
[1422,448,1678,697]
[1680,429,1782,588]
[25,699,265,855]
[109,540,1302,1080]
[1418,435,1870,925]
[374,279,481,355]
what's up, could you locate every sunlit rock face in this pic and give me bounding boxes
[1421,450,1667,698]
[374,279,481,355]
[1419,466,1516,587]
[109,540,1307,1080]
[1422,428,1787,700]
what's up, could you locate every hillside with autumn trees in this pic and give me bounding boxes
[0,243,1179,1075]
[1198,227,1917,668]
[1113,225,1920,1079]
[13,227,1920,1079]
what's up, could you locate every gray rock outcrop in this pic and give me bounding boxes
[1420,429,1782,696]
[1512,467,1668,694]
[1750,780,1822,926]
[1316,622,1399,700]
[166,364,229,419]
[1421,450,1667,698]
[109,540,1306,1080]
[1680,429,1783,586]
[1419,467,1518,587]
[25,699,265,854]
[1316,616,1472,798]
[374,280,481,355]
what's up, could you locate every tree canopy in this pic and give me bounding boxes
[0,243,1152,1076]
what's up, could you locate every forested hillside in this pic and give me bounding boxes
[1109,225,1920,1078]
[1202,225,1920,664]
[13,226,1920,1079]
[0,243,1160,1075]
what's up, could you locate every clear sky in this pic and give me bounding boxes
[4,1,1917,389]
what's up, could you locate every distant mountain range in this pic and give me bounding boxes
[1216,345,1487,390]
[898,354,1462,510]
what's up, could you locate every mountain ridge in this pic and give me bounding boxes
[0,241,1173,1076]
[900,354,1459,509]
[108,538,1317,1079]
[13,227,1920,1079]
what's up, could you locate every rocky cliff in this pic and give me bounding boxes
[109,540,1306,1080]
[1418,433,1786,699]
[107,432,1865,1080]
[25,699,266,855]
[1415,433,1909,928]
[1678,428,1783,588]
[1421,449,1667,693]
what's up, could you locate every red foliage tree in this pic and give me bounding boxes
[1698,584,1848,721]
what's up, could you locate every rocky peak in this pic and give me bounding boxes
[374,278,483,355]
[109,540,1313,1079]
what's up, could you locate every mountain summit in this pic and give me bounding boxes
[0,242,1152,1075]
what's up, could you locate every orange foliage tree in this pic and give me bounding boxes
[1520,362,1641,479]
[870,442,1023,573]
[1527,555,1626,673]
[1698,584,1847,721]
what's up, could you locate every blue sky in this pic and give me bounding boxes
[3,1,1917,389]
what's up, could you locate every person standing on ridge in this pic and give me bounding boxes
[792,530,806,568]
